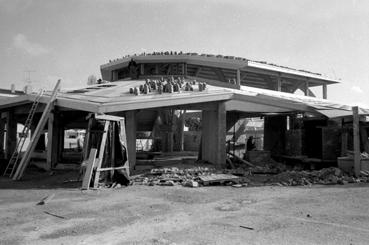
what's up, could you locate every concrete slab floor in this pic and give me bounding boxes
[1,172,369,245]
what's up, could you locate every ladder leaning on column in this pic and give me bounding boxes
[3,89,44,177]
[12,80,61,180]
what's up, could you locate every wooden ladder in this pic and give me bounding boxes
[12,80,61,180]
[3,89,44,177]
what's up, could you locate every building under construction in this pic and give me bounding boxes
[0,52,368,186]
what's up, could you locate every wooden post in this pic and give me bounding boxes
[93,121,109,189]
[353,106,361,176]
[5,111,17,159]
[322,84,327,99]
[81,148,97,190]
[125,110,136,171]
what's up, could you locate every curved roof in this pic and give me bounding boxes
[100,53,340,89]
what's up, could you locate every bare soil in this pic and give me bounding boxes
[1,169,369,245]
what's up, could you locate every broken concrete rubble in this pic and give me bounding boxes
[130,164,369,188]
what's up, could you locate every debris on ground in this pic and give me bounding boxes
[131,167,246,187]
[37,193,55,205]
[130,163,369,188]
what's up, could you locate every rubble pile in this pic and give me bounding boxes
[130,164,369,188]
[131,167,218,187]
[261,167,369,186]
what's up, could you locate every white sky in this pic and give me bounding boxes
[0,0,368,107]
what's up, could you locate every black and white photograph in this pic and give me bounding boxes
[0,0,369,244]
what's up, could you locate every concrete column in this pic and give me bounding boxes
[236,69,241,87]
[201,102,226,168]
[125,110,137,171]
[47,111,60,169]
[5,111,17,159]
[0,116,5,158]
[304,80,309,96]
[264,115,287,156]
[277,76,282,92]
[353,106,360,176]
[323,84,327,99]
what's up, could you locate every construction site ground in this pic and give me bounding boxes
[1,169,369,245]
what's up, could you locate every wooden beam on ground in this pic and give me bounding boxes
[353,106,361,176]
[12,80,61,180]
[81,148,97,190]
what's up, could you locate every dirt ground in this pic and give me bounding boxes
[1,169,369,245]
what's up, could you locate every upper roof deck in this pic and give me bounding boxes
[100,52,339,95]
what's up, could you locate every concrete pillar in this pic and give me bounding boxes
[125,110,137,171]
[236,69,241,87]
[0,116,5,158]
[353,106,360,176]
[47,111,60,169]
[5,111,17,159]
[201,102,226,168]
[323,84,327,99]
[264,115,287,156]
[277,76,282,92]
[304,80,309,96]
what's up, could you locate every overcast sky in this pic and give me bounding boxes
[0,0,368,106]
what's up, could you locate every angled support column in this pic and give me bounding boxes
[201,102,226,168]
[125,110,137,171]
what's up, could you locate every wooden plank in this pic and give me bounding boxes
[81,148,97,190]
[13,80,61,180]
[93,121,110,189]
[97,166,127,171]
[353,106,361,176]
[95,114,124,122]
